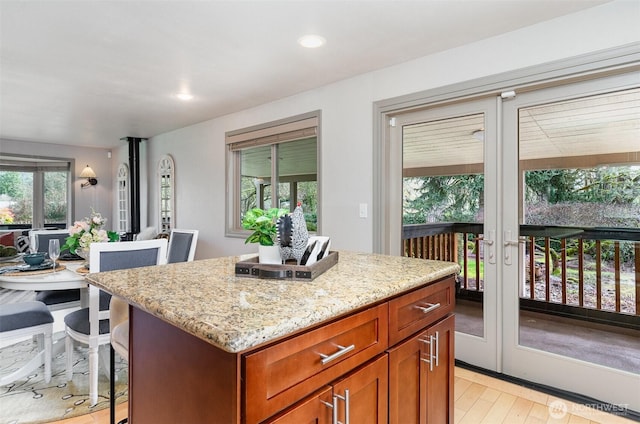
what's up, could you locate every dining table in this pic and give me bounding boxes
[0,256,90,358]
[0,259,87,293]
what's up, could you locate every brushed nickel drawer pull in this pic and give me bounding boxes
[319,344,355,365]
[414,302,441,314]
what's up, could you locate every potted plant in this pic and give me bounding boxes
[242,207,288,264]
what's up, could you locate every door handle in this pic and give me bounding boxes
[504,231,526,265]
[484,230,496,264]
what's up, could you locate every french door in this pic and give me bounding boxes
[393,97,499,371]
[501,72,640,411]
[392,70,639,411]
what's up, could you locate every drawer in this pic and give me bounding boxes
[388,276,454,346]
[243,303,388,424]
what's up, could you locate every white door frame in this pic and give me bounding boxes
[501,71,640,411]
[390,98,500,371]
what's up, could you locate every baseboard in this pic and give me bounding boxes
[456,360,640,422]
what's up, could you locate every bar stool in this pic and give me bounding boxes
[0,301,54,385]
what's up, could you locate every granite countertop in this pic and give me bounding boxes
[86,250,460,353]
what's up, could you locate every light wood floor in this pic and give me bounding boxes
[455,367,637,424]
[48,367,636,424]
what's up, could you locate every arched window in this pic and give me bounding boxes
[116,163,130,233]
[158,155,175,233]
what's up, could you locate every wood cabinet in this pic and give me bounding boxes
[128,275,455,423]
[244,304,388,423]
[388,314,455,424]
[269,355,388,423]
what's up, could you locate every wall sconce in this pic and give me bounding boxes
[80,165,98,188]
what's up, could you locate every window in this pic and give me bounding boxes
[117,163,130,233]
[0,156,71,229]
[226,112,320,236]
[158,155,175,233]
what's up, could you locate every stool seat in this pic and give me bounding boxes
[0,301,54,385]
[36,289,81,310]
[0,301,54,331]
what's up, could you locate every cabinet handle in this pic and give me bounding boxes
[335,389,350,424]
[419,335,436,371]
[320,400,334,409]
[414,302,440,314]
[434,330,440,367]
[319,344,355,365]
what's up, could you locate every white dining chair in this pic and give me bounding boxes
[63,239,168,406]
[108,230,197,423]
[0,301,54,386]
[30,229,81,311]
[167,228,199,263]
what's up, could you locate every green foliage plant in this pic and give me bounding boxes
[242,207,288,246]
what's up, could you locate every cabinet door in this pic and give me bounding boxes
[388,329,427,424]
[388,314,455,424]
[425,314,455,424]
[332,354,388,424]
[268,386,333,424]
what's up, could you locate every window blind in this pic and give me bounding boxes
[227,117,318,151]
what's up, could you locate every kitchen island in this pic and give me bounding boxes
[87,250,460,423]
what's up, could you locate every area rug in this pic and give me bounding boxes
[0,335,128,424]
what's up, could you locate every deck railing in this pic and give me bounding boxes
[402,223,640,317]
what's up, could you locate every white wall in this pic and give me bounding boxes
[0,138,113,226]
[145,1,639,259]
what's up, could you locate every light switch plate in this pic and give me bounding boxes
[359,203,368,218]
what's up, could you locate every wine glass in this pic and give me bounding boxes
[29,234,39,254]
[49,239,60,274]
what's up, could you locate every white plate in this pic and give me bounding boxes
[0,254,22,262]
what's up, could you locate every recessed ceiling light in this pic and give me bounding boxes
[298,34,326,48]
[176,93,193,101]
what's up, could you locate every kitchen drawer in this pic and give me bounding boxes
[243,303,388,424]
[388,276,454,346]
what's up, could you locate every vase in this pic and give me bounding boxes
[76,247,90,268]
[258,245,281,264]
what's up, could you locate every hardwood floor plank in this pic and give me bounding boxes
[455,382,487,412]
[44,367,636,424]
[459,398,493,424]
[480,392,518,424]
[504,397,535,424]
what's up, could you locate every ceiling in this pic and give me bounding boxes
[403,87,640,175]
[0,0,612,149]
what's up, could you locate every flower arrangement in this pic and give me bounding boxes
[61,210,119,254]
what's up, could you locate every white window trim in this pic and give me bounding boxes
[225,111,322,239]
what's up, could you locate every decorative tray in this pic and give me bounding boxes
[235,251,338,281]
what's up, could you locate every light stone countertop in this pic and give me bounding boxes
[86,250,460,353]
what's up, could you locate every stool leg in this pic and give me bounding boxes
[89,345,99,406]
[110,345,115,424]
[44,327,52,383]
[65,335,73,381]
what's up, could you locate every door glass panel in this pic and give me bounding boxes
[402,113,485,337]
[518,87,640,373]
